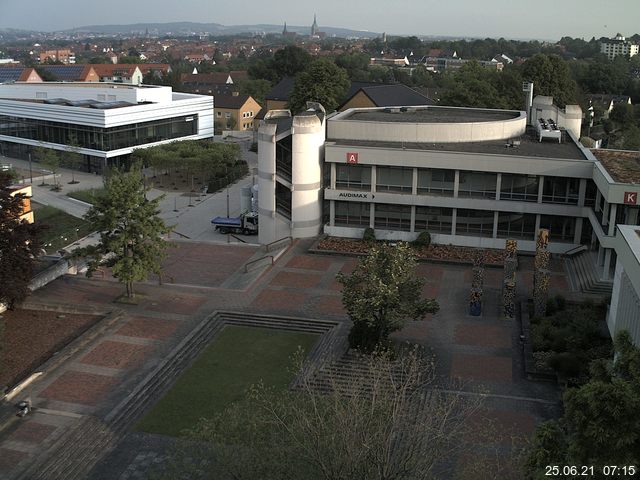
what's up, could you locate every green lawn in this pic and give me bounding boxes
[136,325,318,437]
[33,203,94,253]
[66,188,105,204]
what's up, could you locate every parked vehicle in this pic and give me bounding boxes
[211,211,258,235]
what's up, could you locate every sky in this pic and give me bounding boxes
[0,0,639,41]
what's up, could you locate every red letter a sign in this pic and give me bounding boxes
[346,152,358,164]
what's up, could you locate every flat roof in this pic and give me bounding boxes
[343,106,520,124]
[591,149,640,184]
[3,81,159,90]
[1,98,142,109]
[331,129,587,160]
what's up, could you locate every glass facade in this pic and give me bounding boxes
[335,201,370,227]
[417,168,454,196]
[275,182,291,220]
[336,164,371,191]
[376,166,413,193]
[500,174,539,202]
[497,212,536,240]
[374,203,411,231]
[415,206,453,233]
[584,179,597,207]
[0,114,198,152]
[539,215,576,242]
[456,209,495,237]
[275,136,292,182]
[542,176,579,205]
[458,170,497,199]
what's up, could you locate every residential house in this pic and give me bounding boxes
[39,49,75,64]
[0,67,43,84]
[589,94,632,119]
[600,34,639,61]
[214,93,261,131]
[91,64,143,84]
[38,65,99,82]
[338,83,434,111]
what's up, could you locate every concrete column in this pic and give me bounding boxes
[608,203,618,236]
[453,170,460,198]
[492,211,499,238]
[451,208,457,235]
[330,162,336,189]
[412,167,418,195]
[603,249,612,280]
[603,201,610,227]
[627,207,639,225]
[371,165,377,193]
[537,175,544,203]
[410,205,416,233]
[574,218,583,244]
[257,122,278,245]
[597,244,605,266]
[369,202,375,228]
[495,173,502,200]
[595,190,602,212]
[535,214,541,234]
[329,200,335,226]
[578,178,587,207]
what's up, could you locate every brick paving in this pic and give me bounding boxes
[143,294,207,316]
[0,448,27,470]
[450,353,513,382]
[39,371,119,406]
[270,271,324,289]
[285,255,332,271]
[79,341,155,370]
[8,422,57,444]
[453,324,512,349]
[250,288,307,312]
[115,317,181,341]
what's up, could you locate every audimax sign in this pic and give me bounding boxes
[338,192,371,199]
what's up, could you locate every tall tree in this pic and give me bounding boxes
[78,167,172,298]
[64,134,83,184]
[273,45,311,79]
[288,59,350,114]
[521,54,577,107]
[0,172,43,309]
[337,242,439,353]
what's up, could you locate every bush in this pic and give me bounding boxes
[249,141,258,153]
[548,352,582,379]
[362,227,376,243]
[412,231,431,248]
[347,321,391,354]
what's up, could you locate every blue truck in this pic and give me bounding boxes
[211,211,259,235]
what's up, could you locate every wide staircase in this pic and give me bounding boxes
[564,251,613,296]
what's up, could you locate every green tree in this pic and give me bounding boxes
[526,331,640,477]
[236,78,271,105]
[64,134,83,184]
[337,242,439,353]
[521,54,577,107]
[273,45,311,79]
[78,167,171,298]
[35,147,61,188]
[288,59,350,114]
[0,172,43,310]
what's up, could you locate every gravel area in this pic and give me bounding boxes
[0,309,102,389]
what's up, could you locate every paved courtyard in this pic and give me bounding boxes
[0,238,570,479]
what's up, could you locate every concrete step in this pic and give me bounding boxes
[568,252,613,295]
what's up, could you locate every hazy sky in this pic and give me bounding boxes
[0,0,638,40]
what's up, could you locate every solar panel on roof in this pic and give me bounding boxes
[0,68,24,83]
[39,65,85,81]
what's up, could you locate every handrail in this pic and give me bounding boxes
[244,255,274,273]
[562,244,587,258]
[264,236,293,252]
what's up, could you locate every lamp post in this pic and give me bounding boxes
[28,152,33,184]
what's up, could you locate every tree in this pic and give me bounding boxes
[337,242,439,353]
[521,54,577,107]
[78,167,172,298]
[273,45,311,79]
[0,172,43,309]
[35,147,61,189]
[526,331,640,477]
[236,78,272,105]
[288,59,350,114]
[156,347,489,480]
[64,134,83,184]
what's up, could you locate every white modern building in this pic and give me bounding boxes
[0,82,214,173]
[600,34,639,61]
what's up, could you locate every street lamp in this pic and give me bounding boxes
[28,152,33,184]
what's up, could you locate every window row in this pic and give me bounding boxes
[333,201,577,242]
[334,164,584,205]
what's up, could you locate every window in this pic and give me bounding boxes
[456,209,495,237]
[415,206,452,233]
[500,174,539,202]
[374,203,411,231]
[417,168,454,196]
[376,166,413,193]
[224,112,231,118]
[458,171,497,199]
[539,215,576,242]
[584,179,597,207]
[497,212,536,239]
[542,176,579,205]
[216,111,221,117]
[335,201,370,227]
[336,164,371,190]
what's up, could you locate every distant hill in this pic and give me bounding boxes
[65,21,379,39]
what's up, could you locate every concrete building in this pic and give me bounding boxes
[0,82,213,173]
[214,93,261,132]
[8,183,34,224]
[600,34,639,61]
